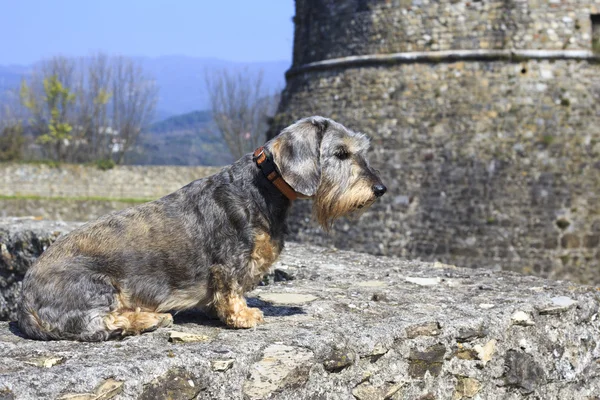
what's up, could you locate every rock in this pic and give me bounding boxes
[511,311,535,326]
[351,382,380,400]
[0,234,599,399]
[57,379,123,400]
[408,343,446,378]
[242,344,313,399]
[25,356,66,368]
[0,388,14,400]
[433,261,456,269]
[322,348,356,372]
[473,340,496,366]
[355,280,387,287]
[405,277,442,286]
[551,296,578,307]
[273,268,295,282]
[454,347,478,360]
[211,359,234,372]
[538,296,578,315]
[257,292,318,304]
[583,234,599,248]
[371,292,387,302]
[561,234,580,249]
[168,331,211,343]
[456,325,488,342]
[351,382,402,400]
[504,350,545,394]
[406,321,442,338]
[453,376,481,399]
[138,368,202,400]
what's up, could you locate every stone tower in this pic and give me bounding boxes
[271,0,600,284]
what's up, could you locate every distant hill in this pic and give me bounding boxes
[0,65,27,92]
[125,110,233,167]
[148,110,212,135]
[0,56,289,120]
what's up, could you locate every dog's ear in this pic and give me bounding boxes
[269,116,329,197]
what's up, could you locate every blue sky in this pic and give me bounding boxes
[0,0,295,65]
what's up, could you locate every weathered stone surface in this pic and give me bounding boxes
[511,311,535,326]
[242,344,313,400]
[322,347,356,373]
[0,224,600,398]
[453,376,481,400]
[408,343,447,378]
[473,340,497,366]
[211,359,234,372]
[138,368,202,400]
[257,292,318,305]
[504,350,546,394]
[168,331,211,344]
[406,322,442,339]
[57,378,123,400]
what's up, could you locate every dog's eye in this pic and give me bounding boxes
[334,149,350,160]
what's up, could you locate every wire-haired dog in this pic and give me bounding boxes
[18,116,386,341]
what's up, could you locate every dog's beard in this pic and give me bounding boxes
[313,180,376,231]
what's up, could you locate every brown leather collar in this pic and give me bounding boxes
[253,146,298,201]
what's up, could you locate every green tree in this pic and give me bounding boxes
[21,75,76,161]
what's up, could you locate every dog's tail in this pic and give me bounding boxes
[17,302,68,341]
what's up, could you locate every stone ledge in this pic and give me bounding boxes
[1,219,600,399]
[286,49,600,77]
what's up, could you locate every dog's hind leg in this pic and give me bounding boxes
[18,259,172,341]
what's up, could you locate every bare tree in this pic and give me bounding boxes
[74,53,114,161]
[205,68,279,159]
[111,56,158,164]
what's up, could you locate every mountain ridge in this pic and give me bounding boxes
[0,55,289,119]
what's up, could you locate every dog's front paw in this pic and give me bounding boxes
[226,307,264,329]
[157,313,174,328]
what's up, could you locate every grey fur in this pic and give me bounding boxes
[17,116,386,341]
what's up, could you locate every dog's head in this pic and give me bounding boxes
[268,116,386,229]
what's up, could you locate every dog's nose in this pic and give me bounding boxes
[372,184,387,197]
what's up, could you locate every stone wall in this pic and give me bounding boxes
[292,0,600,66]
[0,198,141,221]
[271,0,600,285]
[0,163,220,200]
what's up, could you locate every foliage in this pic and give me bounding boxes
[95,158,116,170]
[13,54,157,164]
[0,124,25,162]
[30,76,75,161]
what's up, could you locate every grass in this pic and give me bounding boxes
[0,194,151,204]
